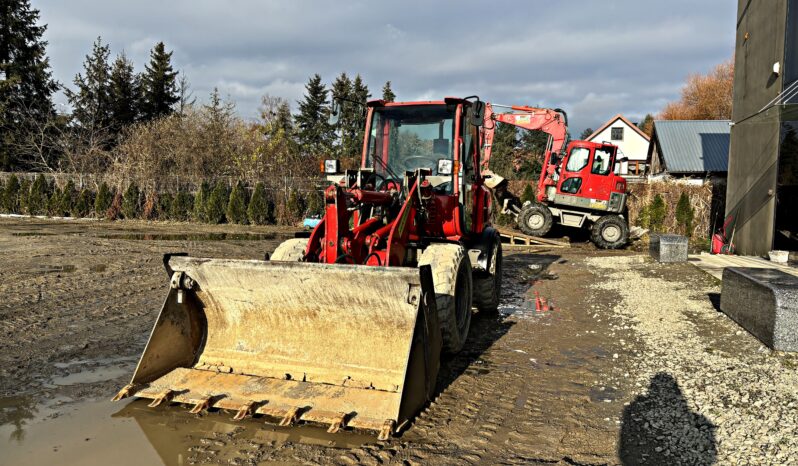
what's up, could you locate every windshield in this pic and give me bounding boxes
[366,105,456,179]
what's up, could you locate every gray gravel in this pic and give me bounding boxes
[586,255,798,465]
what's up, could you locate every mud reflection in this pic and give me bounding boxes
[0,397,37,443]
[114,400,373,465]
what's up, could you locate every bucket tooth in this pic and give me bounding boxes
[279,406,302,427]
[378,419,395,441]
[188,396,212,414]
[112,384,135,402]
[147,389,173,408]
[232,402,256,421]
[327,412,349,434]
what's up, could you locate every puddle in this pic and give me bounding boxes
[51,366,131,386]
[94,232,277,241]
[0,397,372,466]
[589,386,621,403]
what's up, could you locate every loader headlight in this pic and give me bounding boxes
[322,159,340,174]
[437,159,453,175]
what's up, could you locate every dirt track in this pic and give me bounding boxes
[1,217,795,465]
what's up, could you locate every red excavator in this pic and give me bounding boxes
[481,103,630,249]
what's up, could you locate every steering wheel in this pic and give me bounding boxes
[402,155,438,172]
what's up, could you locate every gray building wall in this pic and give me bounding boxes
[726,0,787,255]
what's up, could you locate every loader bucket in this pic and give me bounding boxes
[114,255,441,439]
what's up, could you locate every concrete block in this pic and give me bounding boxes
[649,234,688,263]
[720,267,798,352]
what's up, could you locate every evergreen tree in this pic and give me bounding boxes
[193,181,210,222]
[158,192,173,219]
[94,182,112,216]
[649,194,667,233]
[295,74,334,157]
[638,113,655,136]
[109,52,140,134]
[247,182,272,225]
[27,173,49,215]
[206,182,229,224]
[675,192,695,236]
[140,42,179,120]
[331,72,360,162]
[521,184,536,204]
[171,191,193,221]
[2,175,21,213]
[18,177,31,214]
[121,182,140,219]
[579,128,594,140]
[0,0,59,170]
[350,74,370,157]
[73,189,92,217]
[59,179,77,216]
[381,81,396,102]
[47,184,61,215]
[226,181,248,224]
[66,37,113,141]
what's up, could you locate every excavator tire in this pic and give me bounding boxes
[591,215,629,249]
[473,229,502,314]
[419,244,473,354]
[518,203,553,237]
[270,238,307,261]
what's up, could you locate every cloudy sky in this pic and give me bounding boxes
[35,0,736,134]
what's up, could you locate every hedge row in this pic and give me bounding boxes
[0,174,325,225]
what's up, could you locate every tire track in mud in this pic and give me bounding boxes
[1,219,632,465]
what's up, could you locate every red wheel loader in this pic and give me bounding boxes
[481,104,630,248]
[114,97,503,440]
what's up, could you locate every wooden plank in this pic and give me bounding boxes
[689,254,798,280]
[495,226,570,248]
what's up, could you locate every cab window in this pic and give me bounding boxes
[591,148,613,175]
[565,147,590,172]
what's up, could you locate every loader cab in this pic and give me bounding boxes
[364,103,458,194]
[363,99,488,238]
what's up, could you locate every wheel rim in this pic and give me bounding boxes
[602,224,621,242]
[527,213,545,230]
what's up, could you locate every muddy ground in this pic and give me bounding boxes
[0,217,795,465]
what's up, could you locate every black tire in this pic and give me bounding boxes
[473,229,502,314]
[270,238,307,261]
[418,244,473,354]
[591,215,629,249]
[518,203,553,237]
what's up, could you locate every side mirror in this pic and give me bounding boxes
[328,100,340,126]
[322,159,340,174]
[437,159,454,175]
[470,100,485,127]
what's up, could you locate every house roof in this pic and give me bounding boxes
[586,114,651,142]
[652,120,731,173]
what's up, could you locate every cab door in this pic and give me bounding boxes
[557,145,593,198]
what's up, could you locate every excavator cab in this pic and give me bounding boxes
[551,141,626,212]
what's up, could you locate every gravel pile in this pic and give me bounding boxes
[585,255,798,465]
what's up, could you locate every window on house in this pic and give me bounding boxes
[611,127,624,141]
[786,0,798,88]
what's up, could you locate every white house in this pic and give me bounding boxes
[586,114,651,180]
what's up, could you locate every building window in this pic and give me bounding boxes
[611,127,624,141]
[786,0,798,88]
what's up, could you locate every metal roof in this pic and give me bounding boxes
[652,120,730,173]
